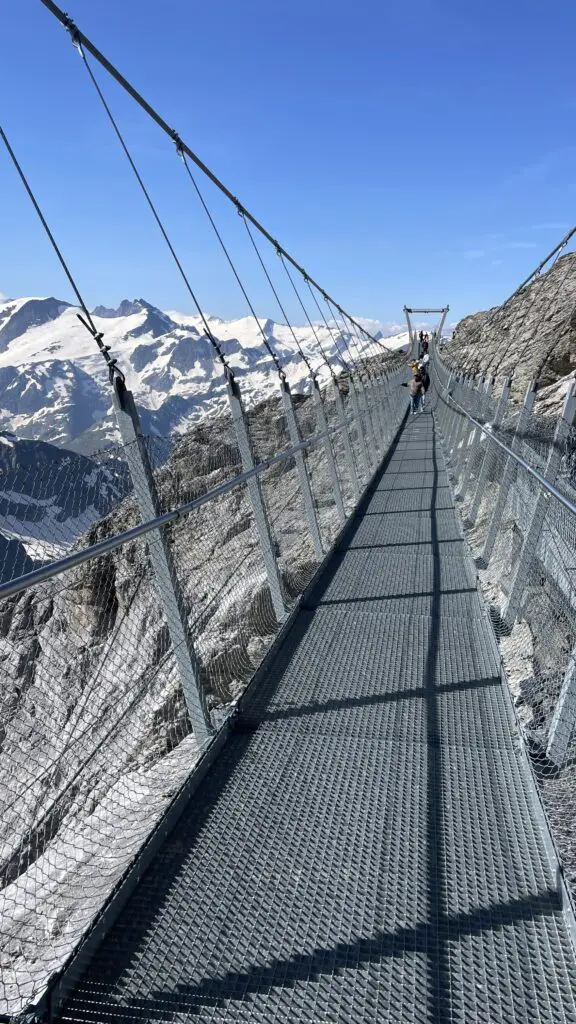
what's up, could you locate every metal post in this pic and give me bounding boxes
[503,383,576,628]
[356,371,379,468]
[436,306,449,343]
[333,377,360,500]
[456,375,484,482]
[547,646,576,766]
[111,378,213,743]
[349,375,371,482]
[451,375,474,483]
[449,375,470,466]
[403,306,413,354]
[443,372,460,456]
[482,381,536,566]
[227,375,287,623]
[311,377,346,526]
[371,369,387,453]
[444,373,462,460]
[467,378,511,525]
[368,370,386,454]
[281,378,324,560]
[457,376,494,503]
[379,371,393,446]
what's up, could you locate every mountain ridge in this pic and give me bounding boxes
[0,294,408,454]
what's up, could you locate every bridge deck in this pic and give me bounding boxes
[59,413,576,1023]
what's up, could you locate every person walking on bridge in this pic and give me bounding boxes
[409,373,424,415]
[419,365,430,409]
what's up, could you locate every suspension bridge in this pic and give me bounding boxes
[2,3,576,1022]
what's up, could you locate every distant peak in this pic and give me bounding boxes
[93,298,158,319]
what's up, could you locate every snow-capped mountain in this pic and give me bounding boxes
[0,296,408,454]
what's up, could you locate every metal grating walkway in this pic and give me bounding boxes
[58,412,576,1023]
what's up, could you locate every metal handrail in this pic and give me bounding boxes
[0,415,352,601]
[437,381,576,519]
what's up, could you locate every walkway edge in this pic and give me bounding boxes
[39,410,410,1024]
[434,407,576,959]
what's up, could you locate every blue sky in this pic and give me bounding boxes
[1,0,574,330]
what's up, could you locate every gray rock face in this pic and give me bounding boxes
[0,534,36,583]
[0,359,110,446]
[446,252,576,406]
[92,298,154,319]
[126,308,176,339]
[0,433,131,584]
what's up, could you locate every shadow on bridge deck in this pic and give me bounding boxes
[57,412,576,1023]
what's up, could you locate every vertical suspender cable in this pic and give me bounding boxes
[239,214,317,380]
[174,143,286,381]
[0,124,124,383]
[68,35,231,376]
[38,2,383,356]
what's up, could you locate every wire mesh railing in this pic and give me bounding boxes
[0,360,407,1017]
[433,347,576,903]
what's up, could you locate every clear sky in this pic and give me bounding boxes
[1,0,574,330]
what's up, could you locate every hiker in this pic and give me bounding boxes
[419,330,424,344]
[409,374,424,415]
[420,366,430,408]
[422,337,429,354]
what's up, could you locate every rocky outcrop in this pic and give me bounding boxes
[446,252,576,409]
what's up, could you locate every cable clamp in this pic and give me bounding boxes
[107,359,126,386]
[169,129,184,158]
[63,14,84,57]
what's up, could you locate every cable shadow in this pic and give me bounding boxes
[361,505,457,515]
[423,416,450,1019]
[306,586,479,610]
[346,539,466,552]
[248,675,502,726]
[138,890,561,1015]
[56,411,572,1023]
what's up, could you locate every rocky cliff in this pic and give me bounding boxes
[0,384,352,1013]
[446,251,576,409]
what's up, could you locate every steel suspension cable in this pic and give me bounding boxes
[344,310,386,374]
[174,143,285,380]
[303,280,351,373]
[510,226,576,298]
[323,296,362,372]
[493,245,574,378]
[0,124,124,383]
[39,0,383,352]
[276,252,338,378]
[534,251,576,382]
[453,224,576,380]
[68,35,231,376]
[239,214,316,379]
[326,299,374,377]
